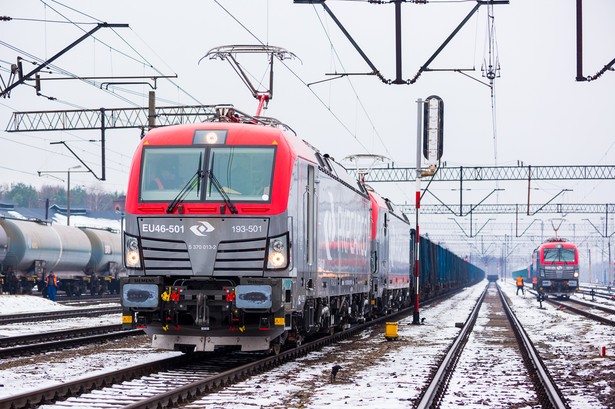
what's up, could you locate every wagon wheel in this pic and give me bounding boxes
[270,330,289,355]
[270,343,282,355]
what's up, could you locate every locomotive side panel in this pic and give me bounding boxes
[369,191,411,314]
[285,159,314,313]
[384,212,411,290]
[315,170,371,298]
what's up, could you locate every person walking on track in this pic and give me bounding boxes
[516,276,525,295]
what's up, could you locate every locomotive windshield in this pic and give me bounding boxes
[543,247,576,263]
[140,146,275,203]
[206,147,275,201]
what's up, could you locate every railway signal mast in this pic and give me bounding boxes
[414,95,444,324]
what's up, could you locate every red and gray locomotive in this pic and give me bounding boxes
[120,106,481,353]
[530,238,580,298]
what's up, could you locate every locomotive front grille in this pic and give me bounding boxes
[542,267,575,279]
[139,236,268,274]
[141,237,192,273]
[214,238,267,272]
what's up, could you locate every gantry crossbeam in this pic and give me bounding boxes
[358,165,615,182]
[6,105,218,132]
[399,203,615,215]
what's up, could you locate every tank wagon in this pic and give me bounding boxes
[530,238,579,298]
[120,106,484,353]
[0,217,123,296]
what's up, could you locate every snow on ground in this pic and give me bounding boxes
[1,282,614,407]
[0,294,181,400]
[501,281,615,408]
[0,295,121,337]
[0,294,77,315]
[191,282,493,409]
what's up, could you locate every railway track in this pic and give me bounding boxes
[539,297,615,330]
[0,300,408,409]
[0,306,121,325]
[0,324,143,359]
[3,283,611,408]
[416,282,569,408]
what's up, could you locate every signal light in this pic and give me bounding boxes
[225,288,236,302]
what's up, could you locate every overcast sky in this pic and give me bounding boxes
[1,0,614,268]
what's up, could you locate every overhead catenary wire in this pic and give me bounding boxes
[211,0,388,159]
[45,0,202,106]
[0,1,202,191]
[5,0,401,196]
[209,1,412,204]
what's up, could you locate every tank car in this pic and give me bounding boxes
[0,217,122,296]
[0,218,91,295]
[81,227,123,294]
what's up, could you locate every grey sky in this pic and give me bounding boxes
[1,0,613,270]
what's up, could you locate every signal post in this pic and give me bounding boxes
[413,95,444,325]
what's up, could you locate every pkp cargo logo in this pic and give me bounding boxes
[190,221,215,236]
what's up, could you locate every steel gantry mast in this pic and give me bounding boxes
[5,103,219,180]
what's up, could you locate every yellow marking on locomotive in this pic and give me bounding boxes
[122,315,133,324]
[274,317,285,326]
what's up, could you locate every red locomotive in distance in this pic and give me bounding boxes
[531,238,580,298]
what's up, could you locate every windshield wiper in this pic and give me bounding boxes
[166,154,203,214]
[206,169,238,214]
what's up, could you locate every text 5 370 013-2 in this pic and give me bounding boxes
[141,224,185,234]
[188,244,217,250]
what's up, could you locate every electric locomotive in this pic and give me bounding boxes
[531,238,579,298]
[368,188,411,314]
[120,106,376,353]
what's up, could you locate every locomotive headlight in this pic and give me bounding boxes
[125,236,142,268]
[574,271,579,278]
[266,233,289,270]
[205,132,219,144]
[193,129,227,144]
[126,250,141,268]
[272,239,285,252]
[268,251,286,267]
[127,237,139,251]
